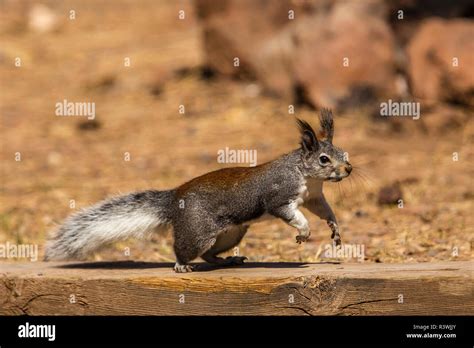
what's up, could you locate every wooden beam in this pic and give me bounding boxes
[1,261,472,315]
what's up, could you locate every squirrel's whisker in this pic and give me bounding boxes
[352,171,375,189]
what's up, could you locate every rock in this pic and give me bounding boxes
[290,1,398,109]
[196,0,304,79]
[388,0,474,46]
[377,181,403,205]
[407,18,474,107]
[195,0,399,109]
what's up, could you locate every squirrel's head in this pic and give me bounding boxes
[297,109,352,182]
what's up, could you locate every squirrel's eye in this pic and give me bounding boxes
[319,155,330,164]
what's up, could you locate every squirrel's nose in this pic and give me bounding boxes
[345,163,352,174]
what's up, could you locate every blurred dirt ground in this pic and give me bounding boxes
[1,1,473,264]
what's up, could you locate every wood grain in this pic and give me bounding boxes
[1,261,472,315]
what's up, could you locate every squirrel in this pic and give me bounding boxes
[45,109,352,272]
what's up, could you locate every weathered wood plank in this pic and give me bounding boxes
[0,261,472,315]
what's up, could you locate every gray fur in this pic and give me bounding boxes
[45,109,352,272]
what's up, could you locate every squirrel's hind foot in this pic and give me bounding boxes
[201,253,247,266]
[173,263,194,273]
[225,256,247,265]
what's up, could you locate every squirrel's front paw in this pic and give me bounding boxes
[328,221,342,247]
[296,234,310,244]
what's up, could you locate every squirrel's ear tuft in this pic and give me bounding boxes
[296,118,319,153]
[319,108,334,143]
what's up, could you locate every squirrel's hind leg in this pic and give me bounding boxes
[201,224,249,266]
[172,223,218,273]
[172,223,248,272]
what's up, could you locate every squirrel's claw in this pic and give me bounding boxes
[174,263,194,273]
[296,235,310,244]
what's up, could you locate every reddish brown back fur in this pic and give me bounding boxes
[176,163,271,197]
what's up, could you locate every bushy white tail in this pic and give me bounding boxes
[44,190,173,260]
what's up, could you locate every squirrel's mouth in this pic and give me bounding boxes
[327,172,349,182]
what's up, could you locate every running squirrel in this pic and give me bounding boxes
[45,109,352,272]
